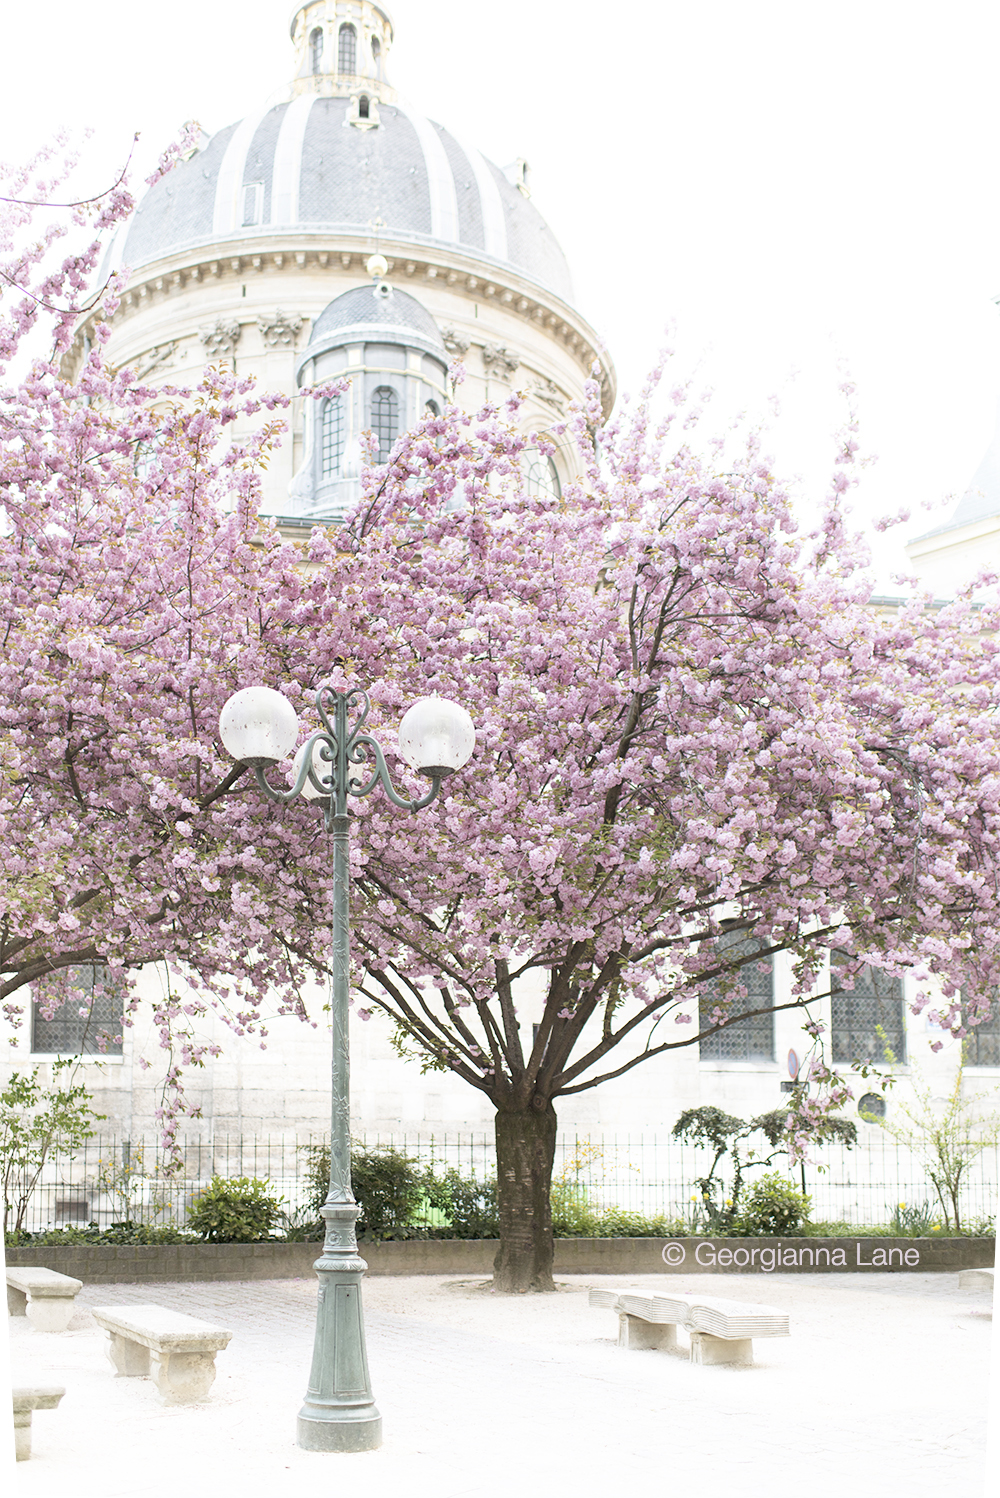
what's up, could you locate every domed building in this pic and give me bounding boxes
[15,4,972,1194]
[76,0,614,525]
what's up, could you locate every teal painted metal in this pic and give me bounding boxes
[249,685,446,1453]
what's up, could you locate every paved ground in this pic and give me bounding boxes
[9,1270,994,1498]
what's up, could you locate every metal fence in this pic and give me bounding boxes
[5,1130,998,1235]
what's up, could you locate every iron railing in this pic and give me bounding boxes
[4,1130,997,1234]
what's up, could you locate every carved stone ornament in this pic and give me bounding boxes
[482,343,520,378]
[258,310,303,348]
[199,319,241,358]
[128,341,179,381]
[442,326,471,356]
[532,377,566,414]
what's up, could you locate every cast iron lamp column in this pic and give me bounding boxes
[219,683,476,1453]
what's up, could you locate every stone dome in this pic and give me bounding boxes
[117,95,574,302]
[307,282,445,353]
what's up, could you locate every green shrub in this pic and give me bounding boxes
[734,1172,810,1236]
[421,1167,499,1238]
[300,1145,426,1241]
[6,1222,197,1247]
[551,1181,600,1236]
[550,1184,685,1238]
[591,1207,686,1238]
[187,1175,284,1243]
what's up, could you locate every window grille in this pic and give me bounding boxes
[32,965,124,1055]
[371,385,398,463]
[310,26,324,72]
[699,934,774,1061]
[321,397,344,478]
[242,182,264,227]
[830,953,905,1064]
[962,993,1000,1066]
[338,23,357,73]
[523,449,561,500]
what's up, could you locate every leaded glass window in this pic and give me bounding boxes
[310,27,324,73]
[32,965,124,1055]
[699,934,774,1061]
[830,952,905,1064]
[523,448,561,500]
[963,993,1000,1066]
[371,385,398,463]
[321,397,344,478]
[338,23,357,74]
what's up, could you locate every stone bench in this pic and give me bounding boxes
[91,1304,233,1405]
[13,1386,65,1461]
[7,1267,83,1333]
[958,1268,994,1291]
[590,1288,790,1366]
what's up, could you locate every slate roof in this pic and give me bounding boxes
[309,283,445,348]
[118,97,573,302]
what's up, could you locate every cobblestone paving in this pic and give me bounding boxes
[9,1271,993,1498]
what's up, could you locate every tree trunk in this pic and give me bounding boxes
[492,1099,557,1293]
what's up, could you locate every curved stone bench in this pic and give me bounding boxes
[13,1386,65,1461]
[590,1288,790,1366]
[7,1268,83,1333]
[91,1304,233,1405]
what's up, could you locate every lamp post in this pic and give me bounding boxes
[219,682,475,1453]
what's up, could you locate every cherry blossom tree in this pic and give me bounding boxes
[0,150,352,1140]
[307,378,1000,1291]
[4,151,1000,1292]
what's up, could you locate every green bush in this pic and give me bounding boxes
[550,1183,685,1238]
[187,1175,284,1243]
[734,1173,810,1236]
[421,1167,499,1238]
[300,1145,426,1241]
[6,1222,197,1247]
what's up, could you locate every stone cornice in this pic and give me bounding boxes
[75,230,615,409]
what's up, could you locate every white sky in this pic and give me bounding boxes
[2,0,999,588]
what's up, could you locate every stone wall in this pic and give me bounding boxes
[6,1236,994,1284]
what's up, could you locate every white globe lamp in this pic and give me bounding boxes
[219,686,299,767]
[397,697,476,777]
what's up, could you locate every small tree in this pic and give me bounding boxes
[673,1104,856,1232]
[863,1066,1000,1230]
[0,1064,102,1234]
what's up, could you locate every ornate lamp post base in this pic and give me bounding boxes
[296,1205,381,1453]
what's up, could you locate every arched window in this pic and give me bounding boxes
[339,23,357,74]
[698,932,775,1062]
[523,448,561,500]
[371,35,381,61]
[371,386,398,463]
[310,27,324,73]
[830,952,905,1064]
[321,397,344,478]
[358,95,370,119]
[425,398,440,417]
